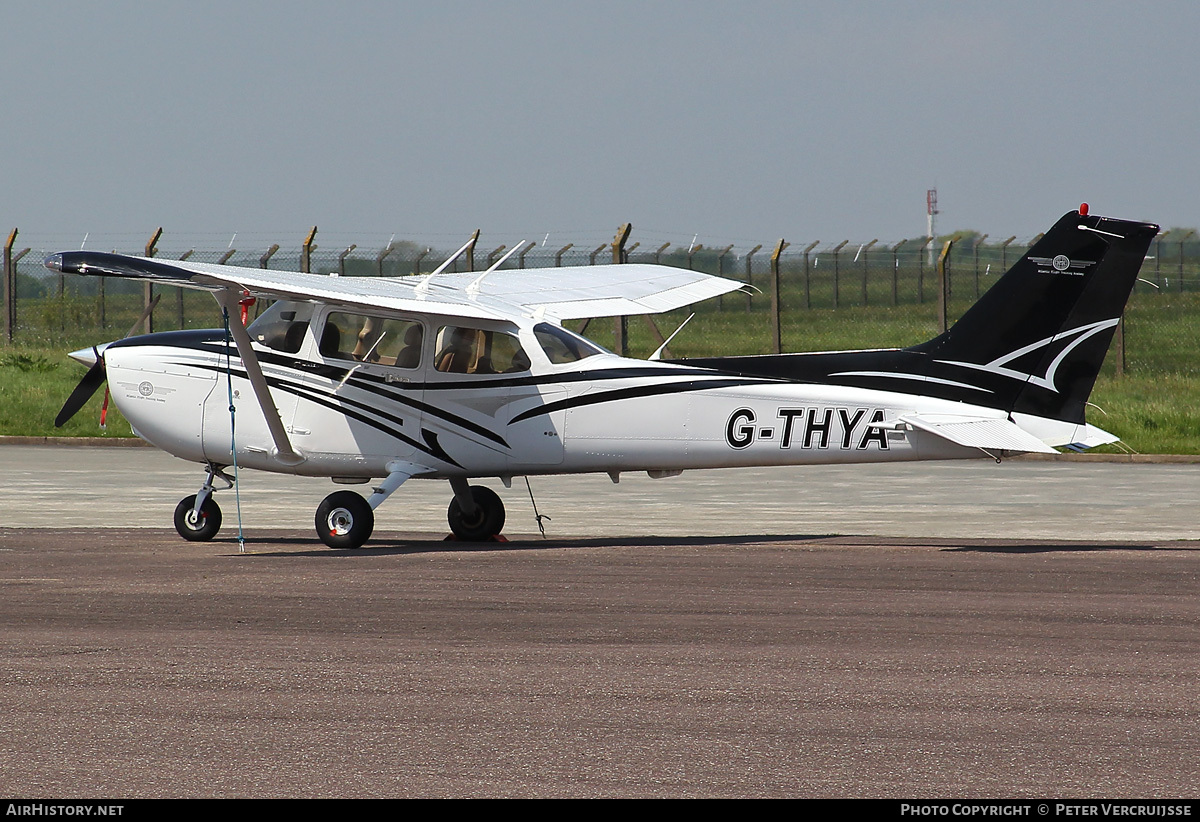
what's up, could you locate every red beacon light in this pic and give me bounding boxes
[239,290,256,325]
[1079,202,1089,216]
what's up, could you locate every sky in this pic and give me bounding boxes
[3,0,1197,256]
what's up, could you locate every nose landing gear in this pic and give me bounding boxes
[173,463,233,542]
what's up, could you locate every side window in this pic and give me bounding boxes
[319,312,423,369]
[434,326,530,375]
[247,300,316,354]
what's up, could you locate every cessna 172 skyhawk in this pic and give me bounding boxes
[47,207,1158,548]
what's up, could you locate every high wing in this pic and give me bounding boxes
[416,265,744,320]
[43,251,746,323]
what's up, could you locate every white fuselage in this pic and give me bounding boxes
[102,307,989,483]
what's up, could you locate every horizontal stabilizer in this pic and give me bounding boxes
[1066,423,1120,451]
[900,414,1058,454]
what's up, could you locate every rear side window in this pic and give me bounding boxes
[319,312,423,369]
[434,326,530,374]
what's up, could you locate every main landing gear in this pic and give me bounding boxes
[173,463,507,549]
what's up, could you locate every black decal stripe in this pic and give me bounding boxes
[186,360,498,462]
[509,378,770,424]
[343,379,510,447]
[420,430,460,468]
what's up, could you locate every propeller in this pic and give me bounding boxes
[54,347,106,427]
[53,294,162,429]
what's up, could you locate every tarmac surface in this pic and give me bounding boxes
[1,443,1198,797]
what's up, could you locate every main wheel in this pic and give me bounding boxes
[174,495,222,542]
[316,491,375,549]
[447,485,505,541]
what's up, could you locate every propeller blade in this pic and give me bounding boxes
[54,349,107,428]
[55,295,159,429]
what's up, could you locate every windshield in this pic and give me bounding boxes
[534,322,608,364]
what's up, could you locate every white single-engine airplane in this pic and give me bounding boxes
[47,206,1158,548]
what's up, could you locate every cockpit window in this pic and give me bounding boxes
[434,326,530,374]
[246,300,316,354]
[320,312,424,368]
[534,322,607,364]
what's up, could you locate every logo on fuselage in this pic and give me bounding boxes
[725,407,889,451]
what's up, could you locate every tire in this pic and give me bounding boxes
[316,491,375,550]
[174,495,222,542]
[447,485,505,541]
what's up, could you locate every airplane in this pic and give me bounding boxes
[46,206,1159,549]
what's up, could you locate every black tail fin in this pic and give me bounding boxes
[681,208,1158,426]
[909,207,1158,423]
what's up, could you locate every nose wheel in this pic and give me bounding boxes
[173,463,232,542]
[174,494,222,541]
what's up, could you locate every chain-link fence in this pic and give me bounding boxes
[4,228,1198,377]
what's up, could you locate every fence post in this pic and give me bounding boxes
[338,244,356,277]
[770,239,789,354]
[143,227,162,334]
[715,244,733,310]
[177,250,193,328]
[890,239,907,306]
[998,236,1016,274]
[260,244,280,269]
[612,223,631,356]
[972,234,988,298]
[301,226,317,273]
[831,240,848,309]
[915,237,931,303]
[376,241,395,277]
[744,244,761,312]
[860,239,877,306]
[518,241,535,269]
[802,240,818,310]
[465,229,480,272]
[414,247,430,275]
[937,237,955,333]
[3,229,14,343]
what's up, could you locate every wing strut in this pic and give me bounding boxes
[215,288,305,466]
[415,236,477,294]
